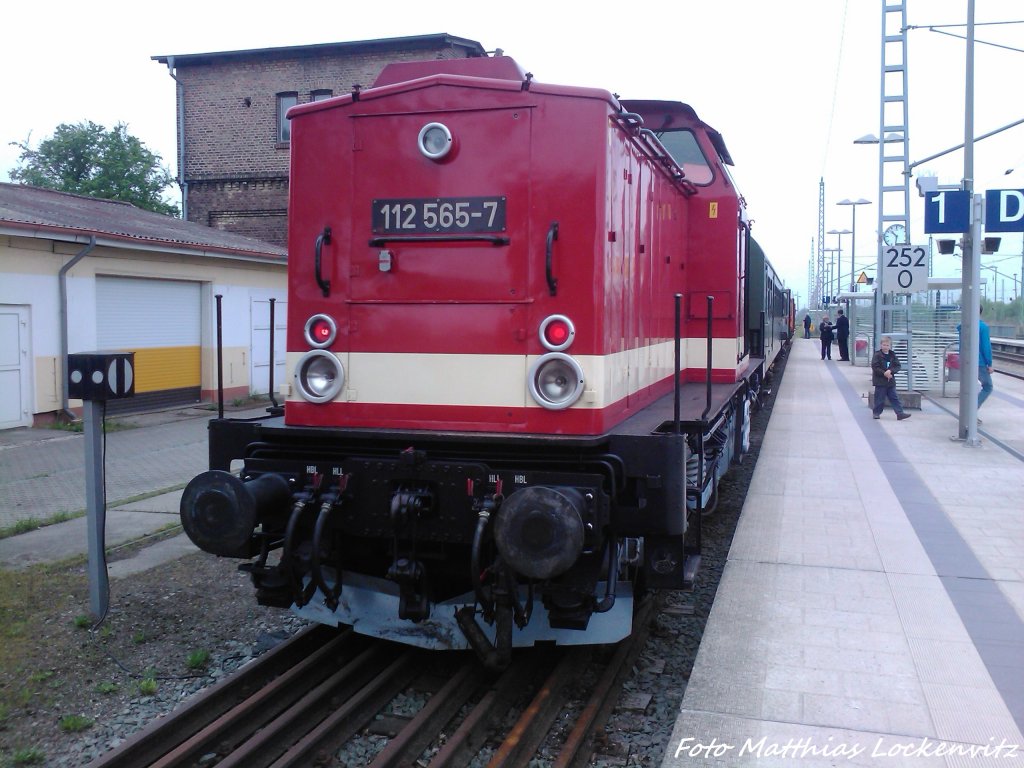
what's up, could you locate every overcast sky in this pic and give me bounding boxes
[4,0,1023,304]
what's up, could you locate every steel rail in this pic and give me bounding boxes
[87,624,344,768]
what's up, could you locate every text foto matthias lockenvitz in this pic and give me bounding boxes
[673,735,1021,761]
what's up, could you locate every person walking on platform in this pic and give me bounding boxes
[957,306,994,414]
[871,336,911,420]
[803,313,812,339]
[835,308,850,361]
[819,314,834,360]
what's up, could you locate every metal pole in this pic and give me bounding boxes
[957,0,981,445]
[850,208,857,292]
[84,400,108,620]
[268,297,278,408]
[215,293,224,419]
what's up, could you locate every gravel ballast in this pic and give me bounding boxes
[0,352,784,767]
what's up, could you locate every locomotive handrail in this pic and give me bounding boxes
[315,227,332,297]
[674,294,682,433]
[638,128,674,165]
[615,111,645,132]
[368,235,510,246]
[700,295,714,422]
[612,111,697,197]
[637,128,698,197]
[545,222,559,296]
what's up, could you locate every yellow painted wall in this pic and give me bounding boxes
[34,356,60,411]
[132,346,202,392]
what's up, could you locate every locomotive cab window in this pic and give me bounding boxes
[654,129,713,185]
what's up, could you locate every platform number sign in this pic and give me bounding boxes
[883,244,929,294]
[924,191,970,233]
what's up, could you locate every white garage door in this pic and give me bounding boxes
[96,276,202,412]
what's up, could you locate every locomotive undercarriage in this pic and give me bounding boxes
[180,354,777,667]
[180,410,705,667]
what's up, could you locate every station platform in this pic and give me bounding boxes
[663,337,1024,766]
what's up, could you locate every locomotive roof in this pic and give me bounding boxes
[373,56,529,87]
[289,55,617,120]
[0,183,286,262]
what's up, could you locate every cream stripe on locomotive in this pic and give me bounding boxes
[286,337,743,409]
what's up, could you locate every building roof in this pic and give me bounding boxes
[0,184,286,262]
[152,33,487,67]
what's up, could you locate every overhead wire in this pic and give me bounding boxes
[820,0,851,179]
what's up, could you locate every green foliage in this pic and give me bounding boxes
[0,512,79,541]
[72,615,91,629]
[138,677,158,696]
[58,714,93,732]
[96,681,119,695]
[9,121,179,216]
[11,747,46,765]
[185,650,210,670]
[981,297,1024,332]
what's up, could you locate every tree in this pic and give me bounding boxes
[9,121,180,217]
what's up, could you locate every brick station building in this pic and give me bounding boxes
[152,34,487,246]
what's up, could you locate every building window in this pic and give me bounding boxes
[311,89,333,102]
[277,92,298,143]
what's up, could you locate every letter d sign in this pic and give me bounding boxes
[985,189,1024,232]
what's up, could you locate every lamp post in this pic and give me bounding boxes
[837,199,872,291]
[823,247,841,305]
[827,229,851,301]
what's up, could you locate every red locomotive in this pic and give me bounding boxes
[181,55,790,667]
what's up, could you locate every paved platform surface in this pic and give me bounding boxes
[0,404,268,574]
[663,338,1024,766]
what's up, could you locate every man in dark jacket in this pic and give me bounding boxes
[835,308,850,360]
[803,313,812,339]
[871,336,911,420]
[819,315,834,360]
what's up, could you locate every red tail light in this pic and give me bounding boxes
[304,314,337,348]
[539,314,575,352]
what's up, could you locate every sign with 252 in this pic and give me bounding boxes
[882,244,929,294]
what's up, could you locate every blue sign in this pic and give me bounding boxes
[984,189,1024,232]
[924,191,971,233]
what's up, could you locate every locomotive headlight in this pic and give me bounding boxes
[418,122,453,160]
[304,314,337,348]
[528,353,585,410]
[294,350,344,403]
[539,314,575,352]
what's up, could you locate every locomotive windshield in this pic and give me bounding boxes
[655,129,713,184]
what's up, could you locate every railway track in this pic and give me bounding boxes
[993,349,1024,380]
[88,599,656,767]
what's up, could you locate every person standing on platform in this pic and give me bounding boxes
[871,336,911,420]
[819,314,834,360]
[957,306,994,413]
[835,308,850,361]
[803,313,812,339]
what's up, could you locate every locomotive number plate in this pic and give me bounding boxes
[372,196,506,234]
